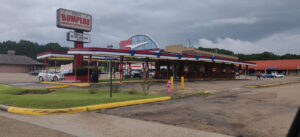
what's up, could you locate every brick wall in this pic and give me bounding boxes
[0,65,30,73]
[165,45,183,53]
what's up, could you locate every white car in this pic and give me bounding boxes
[272,72,284,78]
[273,73,284,78]
[38,70,64,81]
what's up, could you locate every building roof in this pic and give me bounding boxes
[0,54,43,65]
[63,47,255,66]
[165,45,239,60]
[245,59,300,70]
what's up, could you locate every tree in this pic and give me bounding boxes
[0,40,68,60]
[197,46,300,60]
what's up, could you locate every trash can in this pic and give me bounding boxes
[91,71,99,82]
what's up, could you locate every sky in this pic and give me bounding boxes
[0,0,300,55]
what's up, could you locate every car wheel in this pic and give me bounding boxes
[39,76,44,82]
[53,76,58,81]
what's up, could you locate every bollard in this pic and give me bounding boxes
[171,76,174,90]
[181,76,184,89]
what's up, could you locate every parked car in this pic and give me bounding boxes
[28,70,41,76]
[262,74,275,78]
[272,73,284,78]
[38,70,64,81]
[123,70,142,78]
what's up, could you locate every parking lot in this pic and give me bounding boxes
[1,72,300,137]
[100,76,300,137]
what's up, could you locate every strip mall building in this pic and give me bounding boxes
[244,59,300,75]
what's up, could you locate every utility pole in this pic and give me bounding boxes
[187,38,191,48]
[110,59,112,98]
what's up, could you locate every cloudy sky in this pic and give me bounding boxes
[1,0,300,55]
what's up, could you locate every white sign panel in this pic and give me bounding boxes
[67,31,90,43]
[57,8,92,32]
[61,63,73,74]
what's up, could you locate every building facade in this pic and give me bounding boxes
[0,51,44,73]
[244,59,300,75]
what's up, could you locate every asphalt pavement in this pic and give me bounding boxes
[0,111,231,137]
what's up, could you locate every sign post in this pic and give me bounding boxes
[110,60,113,98]
[105,56,117,98]
[56,8,92,82]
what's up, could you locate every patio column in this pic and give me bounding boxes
[212,61,216,79]
[74,39,83,81]
[54,57,57,81]
[44,58,48,81]
[157,60,161,79]
[199,61,204,79]
[167,60,169,79]
[184,60,188,78]
[87,55,91,83]
[238,64,242,79]
[146,57,149,80]
[222,63,226,79]
[120,56,124,84]
[95,61,99,81]
[245,65,248,79]
[113,62,116,79]
[128,62,131,78]
[155,60,159,79]
[125,62,128,78]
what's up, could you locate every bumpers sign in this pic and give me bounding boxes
[57,8,92,32]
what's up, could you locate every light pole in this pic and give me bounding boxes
[107,45,113,98]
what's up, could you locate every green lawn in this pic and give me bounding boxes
[0,84,162,109]
[98,78,144,82]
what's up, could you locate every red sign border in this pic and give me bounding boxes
[56,8,92,32]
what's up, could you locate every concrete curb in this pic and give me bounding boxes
[45,85,69,90]
[87,96,171,111]
[0,104,9,111]
[3,96,171,115]
[247,80,300,88]
[41,81,91,87]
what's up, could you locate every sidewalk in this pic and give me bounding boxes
[0,111,232,137]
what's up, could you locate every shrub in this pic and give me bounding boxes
[140,80,153,96]
[18,89,52,95]
[112,84,121,93]
[88,88,98,94]
[126,90,138,95]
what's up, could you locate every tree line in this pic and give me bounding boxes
[1,40,299,61]
[197,47,300,61]
[0,40,68,60]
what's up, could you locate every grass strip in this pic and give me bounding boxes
[0,84,162,109]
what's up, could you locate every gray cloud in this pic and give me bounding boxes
[0,0,300,54]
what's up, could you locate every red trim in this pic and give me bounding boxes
[70,48,131,53]
[68,48,255,65]
[137,48,160,51]
[215,56,255,65]
[161,52,178,57]
[65,75,89,82]
[37,51,68,57]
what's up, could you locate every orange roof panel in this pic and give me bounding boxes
[244,59,300,70]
